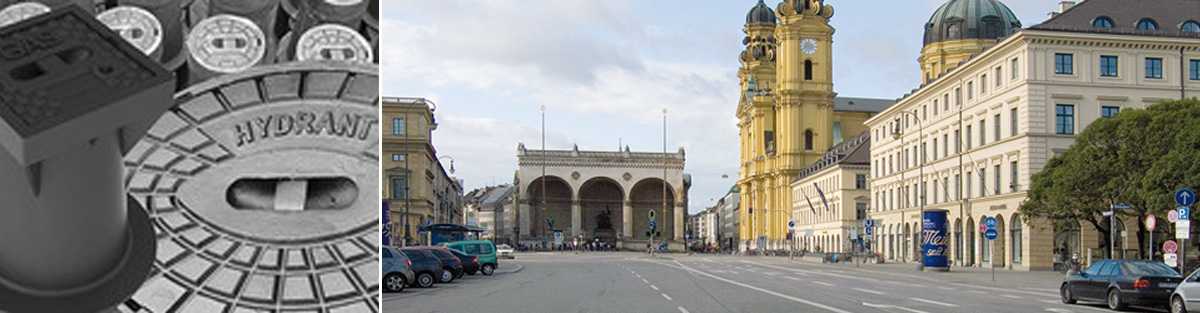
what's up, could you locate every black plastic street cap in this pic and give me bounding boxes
[0,5,172,165]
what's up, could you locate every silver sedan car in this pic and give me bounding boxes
[382,246,415,292]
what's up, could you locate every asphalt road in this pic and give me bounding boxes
[383,252,1164,313]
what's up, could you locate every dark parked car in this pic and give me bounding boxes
[382,246,414,292]
[398,248,445,288]
[1061,259,1182,310]
[446,247,481,275]
[409,246,463,283]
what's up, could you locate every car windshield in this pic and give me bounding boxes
[1122,261,1180,276]
[498,244,512,249]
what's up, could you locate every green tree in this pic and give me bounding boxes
[1020,98,1200,259]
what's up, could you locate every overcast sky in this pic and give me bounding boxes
[381,0,1061,214]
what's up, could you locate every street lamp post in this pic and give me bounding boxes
[892,111,925,270]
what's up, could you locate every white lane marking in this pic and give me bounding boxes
[1045,309,1073,313]
[853,288,885,295]
[662,293,673,300]
[785,276,801,281]
[1039,300,1059,304]
[643,279,649,283]
[651,285,659,290]
[969,290,986,294]
[909,298,958,307]
[636,274,642,278]
[911,284,926,288]
[678,307,690,313]
[862,302,929,313]
[763,272,778,276]
[728,271,739,275]
[1003,294,1022,299]
[937,286,953,290]
[674,261,851,313]
[813,281,834,286]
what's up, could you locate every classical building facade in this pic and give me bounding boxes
[736,0,892,249]
[382,97,463,246]
[866,0,1200,270]
[790,131,871,253]
[515,144,689,251]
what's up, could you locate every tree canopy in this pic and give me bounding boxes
[1019,98,1200,257]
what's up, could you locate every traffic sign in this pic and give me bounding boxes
[983,216,998,229]
[649,220,656,228]
[659,245,666,252]
[984,229,999,240]
[788,221,795,228]
[1111,204,1132,210]
[865,227,873,236]
[979,223,987,233]
[1165,240,1179,254]
[1170,210,1180,223]
[1181,207,1191,220]
[1148,215,1157,231]
[1178,189,1196,207]
[1179,220,1191,239]
[554,231,563,245]
[1167,253,1179,267]
[864,219,875,227]
[425,220,432,226]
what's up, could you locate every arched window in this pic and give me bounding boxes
[1137,18,1159,30]
[804,60,813,80]
[1011,214,1023,264]
[1092,16,1114,28]
[1183,21,1200,32]
[804,130,814,150]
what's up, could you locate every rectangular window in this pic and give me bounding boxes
[943,178,949,202]
[1056,104,1075,134]
[392,118,405,135]
[391,178,407,199]
[923,105,927,120]
[1146,57,1163,79]
[944,94,950,111]
[1191,59,1200,80]
[921,181,927,206]
[980,168,987,197]
[954,174,961,200]
[994,165,1001,195]
[1010,108,1018,136]
[966,125,972,149]
[955,88,962,105]
[1102,106,1120,118]
[921,143,926,165]
[392,154,405,162]
[993,114,1001,142]
[979,119,986,146]
[954,130,961,153]
[1100,55,1118,77]
[1055,53,1073,75]
[934,99,939,115]
[943,134,949,156]
[1010,161,1018,192]
[980,75,987,94]
[995,67,1002,86]
[1012,58,1019,79]
[966,171,972,198]
[967,82,974,100]
[933,138,938,160]
[856,203,868,220]
[856,174,867,190]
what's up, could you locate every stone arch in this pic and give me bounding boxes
[527,176,573,239]
[630,178,676,241]
[954,218,963,265]
[994,215,1006,267]
[1010,213,1023,265]
[579,177,624,240]
[912,221,921,262]
[903,223,911,261]
[966,217,976,266]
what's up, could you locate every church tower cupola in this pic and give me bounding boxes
[918,0,1022,83]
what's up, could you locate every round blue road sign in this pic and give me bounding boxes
[788,221,795,227]
[1178,189,1196,207]
[649,220,656,228]
[983,216,998,229]
[985,229,999,240]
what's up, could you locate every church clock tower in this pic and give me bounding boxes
[737,0,835,249]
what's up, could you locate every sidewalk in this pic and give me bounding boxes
[785,254,1065,292]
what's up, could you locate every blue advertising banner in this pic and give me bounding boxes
[923,209,950,270]
[383,202,390,246]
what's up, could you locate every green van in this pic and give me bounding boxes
[440,240,498,275]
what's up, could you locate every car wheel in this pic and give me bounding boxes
[1108,288,1128,311]
[384,273,405,292]
[440,268,455,283]
[1060,284,1076,304]
[481,263,495,276]
[1173,295,1188,313]
[415,272,435,288]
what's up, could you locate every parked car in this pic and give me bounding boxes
[382,246,414,292]
[1170,267,1200,313]
[411,246,463,282]
[441,240,498,275]
[1061,259,1182,311]
[446,248,481,275]
[397,247,444,288]
[496,244,515,259]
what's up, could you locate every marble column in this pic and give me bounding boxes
[622,200,632,239]
[571,199,582,237]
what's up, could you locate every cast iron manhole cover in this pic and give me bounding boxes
[122,61,379,313]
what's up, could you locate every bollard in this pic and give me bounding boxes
[0,6,170,312]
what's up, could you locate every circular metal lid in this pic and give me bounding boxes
[186,14,266,73]
[295,23,372,63]
[97,6,164,56]
[0,2,49,28]
[123,62,379,312]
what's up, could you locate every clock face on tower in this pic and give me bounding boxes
[801,38,818,55]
